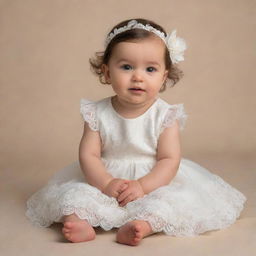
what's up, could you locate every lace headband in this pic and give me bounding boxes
[105,20,187,64]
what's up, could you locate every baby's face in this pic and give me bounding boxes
[102,36,168,107]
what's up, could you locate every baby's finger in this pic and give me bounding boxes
[118,190,131,202]
[120,183,128,192]
[113,190,120,198]
[119,194,134,207]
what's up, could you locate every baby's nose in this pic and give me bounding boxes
[132,70,143,82]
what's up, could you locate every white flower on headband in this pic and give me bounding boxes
[166,30,187,64]
[105,20,187,64]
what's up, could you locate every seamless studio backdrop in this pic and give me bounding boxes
[0,0,255,255]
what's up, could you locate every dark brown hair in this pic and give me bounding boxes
[89,18,183,91]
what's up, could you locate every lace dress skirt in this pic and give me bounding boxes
[26,158,246,237]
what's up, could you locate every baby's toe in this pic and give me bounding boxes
[62,227,69,233]
[134,225,141,233]
[133,237,141,243]
[135,231,142,240]
[64,221,73,229]
[64,232,71,239]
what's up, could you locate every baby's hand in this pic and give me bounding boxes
[117,180,144,207]
[102,178,129,199]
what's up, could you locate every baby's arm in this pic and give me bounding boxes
[79,122,126,196]
[138,120,181,194]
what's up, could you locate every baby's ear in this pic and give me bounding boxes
[163,70,168,82]
[101,64,111,84]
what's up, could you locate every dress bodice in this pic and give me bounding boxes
[80,97,187,163]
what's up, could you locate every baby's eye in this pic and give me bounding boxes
[146,67,157,72]
[120,64,132,70]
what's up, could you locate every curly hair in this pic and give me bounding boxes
[89,18,183,91]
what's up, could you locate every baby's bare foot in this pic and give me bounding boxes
[116,220,153,246]
[62,219,96,243]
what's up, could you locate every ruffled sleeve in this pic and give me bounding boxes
[161,104,188,132]
[80,99,99,131]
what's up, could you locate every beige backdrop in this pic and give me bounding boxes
[1,0,255,171]
[1,0,255,255]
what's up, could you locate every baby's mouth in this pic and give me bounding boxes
[128,87,145,92]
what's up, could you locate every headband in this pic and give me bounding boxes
[105,20,187,64]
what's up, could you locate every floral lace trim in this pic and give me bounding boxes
[125,176,246,236]
[26,203,127,230]
[61,205,128,231]
[80,99,98,131]
[26,172,246,236]
[161,104,187,132]
[26,181,128,229]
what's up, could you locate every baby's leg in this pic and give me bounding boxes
[116,220,154,246]
[62,213,96,243]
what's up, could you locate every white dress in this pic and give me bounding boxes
[26,97,246,237]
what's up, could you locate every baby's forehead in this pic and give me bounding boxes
[110,37,166,61]
[116,35,165,49]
